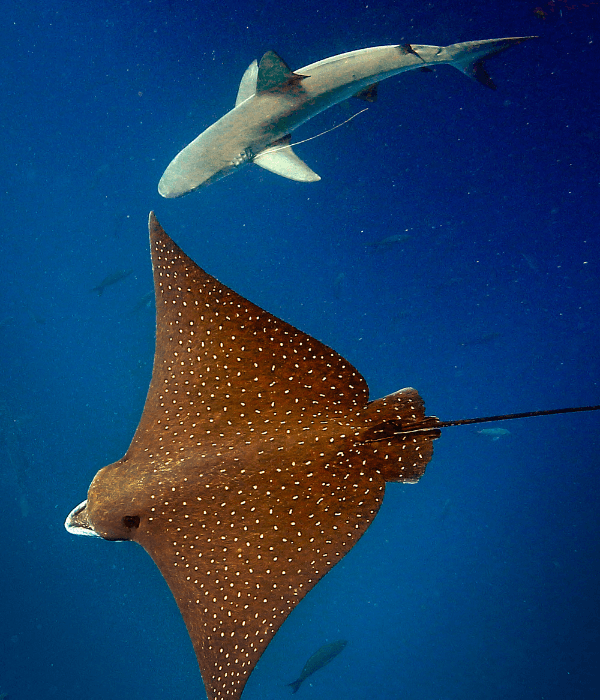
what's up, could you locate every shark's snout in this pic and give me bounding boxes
[158,147,235,197]
[158,168,195,198]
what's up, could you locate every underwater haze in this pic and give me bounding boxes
[1,1,599,699]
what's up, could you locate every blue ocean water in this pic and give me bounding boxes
[1,0,599,699]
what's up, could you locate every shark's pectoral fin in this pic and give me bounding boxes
[253,136,320,182]
[257,50,307,92]
[235,59,259,106]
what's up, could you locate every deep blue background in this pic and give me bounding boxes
[1,0,599,698]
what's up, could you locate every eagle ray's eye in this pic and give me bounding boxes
[122,515,140,529]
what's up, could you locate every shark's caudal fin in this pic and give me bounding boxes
[440,37,536,90]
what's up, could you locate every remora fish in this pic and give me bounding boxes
[477,427,511,440]
[288,640,348,693]
[158,37,534,197]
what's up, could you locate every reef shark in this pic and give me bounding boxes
[158,37,533,197]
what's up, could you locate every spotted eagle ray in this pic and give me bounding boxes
[158,37,534,197]
[66,214,599,700]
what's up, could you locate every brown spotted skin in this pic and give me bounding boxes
[84,213,439,700]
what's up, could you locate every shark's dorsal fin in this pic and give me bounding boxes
[253,135,321,182]
[257,50,306,92]
[235,59,259,106]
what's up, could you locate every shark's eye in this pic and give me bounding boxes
[122,515,140,529]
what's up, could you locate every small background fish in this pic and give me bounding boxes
[365,233,412,251]
[477,427,511,440]
[288,640,348,693]
[91,269,133,295]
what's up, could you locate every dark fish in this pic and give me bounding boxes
[288,640,348,693]
[89,162,111,190]
[65,214,600,700]
[26,308,46,325]
[459,331,501,347]
[332,272,346,299]
[91,269,133,296]
[439,497,452,523]
[130,291,154,314]
[365,233,411,251]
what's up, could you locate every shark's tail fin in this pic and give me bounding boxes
[445,36,536,89]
